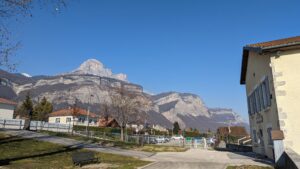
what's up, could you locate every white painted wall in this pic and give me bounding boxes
[0,103,15,119]
[49,116,74,124]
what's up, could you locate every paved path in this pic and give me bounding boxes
[1,129,273,169]
[141,149,273,169]
[1,129,154,159]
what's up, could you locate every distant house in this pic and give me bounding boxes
[240,36,300,159]
[216,126,248,138]
[152,124,168,132]
[0,98,17,119]
[48,108,98,126]
[127,123,144,132]
[98,116,120,128]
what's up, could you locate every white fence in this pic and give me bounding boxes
[0,119,72,133]
[30,121,73,133]
[0,119,24,130]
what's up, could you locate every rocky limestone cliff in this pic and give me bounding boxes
[151,92,248,130]
[0,59,248,131]
[69,59,127,81]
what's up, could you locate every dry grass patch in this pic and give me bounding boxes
[0,132,150,169]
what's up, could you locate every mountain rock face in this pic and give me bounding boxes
[0,59,248,131]
[151,92,248,130]
[70,59,127,81]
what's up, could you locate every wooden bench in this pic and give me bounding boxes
[72,152,100,167]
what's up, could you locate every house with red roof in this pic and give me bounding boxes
[48,107,99,126]
[0,98,17,119]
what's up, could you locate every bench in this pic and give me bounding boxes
[72,152,100,167]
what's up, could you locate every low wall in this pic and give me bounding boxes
[226,143,253,152]
[278,149,300,169]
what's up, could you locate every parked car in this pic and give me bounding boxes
[155,136,166,143]
[164,137,170,143]
[148,137,157,144]
[171,135,184,140]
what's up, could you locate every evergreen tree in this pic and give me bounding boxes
[16,92,34,118]
[33,97,53,121]
[173,121,181,135]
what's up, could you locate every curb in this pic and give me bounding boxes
[138,161,158,169]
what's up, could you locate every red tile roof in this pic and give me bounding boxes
[98,117,120,128]
[0,98,17,106]
[240,36,300,84]
[49,108,97,118]
[245,36,300,49]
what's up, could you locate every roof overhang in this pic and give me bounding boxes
[240,42,300,85]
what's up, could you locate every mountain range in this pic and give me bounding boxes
[0,59,248,131]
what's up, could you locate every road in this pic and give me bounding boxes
[1,129,273,169]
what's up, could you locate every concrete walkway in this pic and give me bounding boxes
[1,129,273,169]
[141,149,274,169]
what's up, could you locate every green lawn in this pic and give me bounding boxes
[0,132,150,169]
[226,165,274,169]
[40,131,188,152]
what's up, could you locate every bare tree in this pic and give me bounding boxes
[109,86,149,141]
[0,0,67,71]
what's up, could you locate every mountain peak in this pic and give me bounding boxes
[71,58,128,81]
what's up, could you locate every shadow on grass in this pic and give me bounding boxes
[0,136,26,145]
[0,142,85,166]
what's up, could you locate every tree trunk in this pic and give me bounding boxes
[23,119,30,130]
[121,126,125,141]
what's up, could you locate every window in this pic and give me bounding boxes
[55,118,60,123]
[252,130,257,143]
[66,118,72,123]
[247,77,272,115]
[267,128,273,145]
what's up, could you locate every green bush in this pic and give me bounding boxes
[74,125,121,133]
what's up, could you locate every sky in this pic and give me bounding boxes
[8,0,300,120]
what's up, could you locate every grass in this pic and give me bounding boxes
[0,132,150,169]
[40,131,188,152]
[226,165,274,169]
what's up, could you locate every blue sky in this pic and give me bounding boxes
[10,0,300,120]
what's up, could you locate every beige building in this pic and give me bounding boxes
[240,36,300,159]
[0,98,17,119]
[49,107,98,126]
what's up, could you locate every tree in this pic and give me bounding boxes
[0,0,67,70]
[109,86,148,141]
[15,92,34,118]
[33,97,53,121]
[173,121,180,135]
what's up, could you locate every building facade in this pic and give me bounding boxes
[49,108,98,126]
[0,98,17,119]
[240,36,300,159]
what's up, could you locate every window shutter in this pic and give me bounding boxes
[265,77,271,107]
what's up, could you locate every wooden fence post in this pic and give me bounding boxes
[3,120,6,129]
[19,120,22,130]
